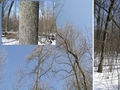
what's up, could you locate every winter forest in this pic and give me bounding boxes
[94,0,120,90]
[2,0,57,45]
[0,0,92,90]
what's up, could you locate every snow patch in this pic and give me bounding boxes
[2,37,19,45]
[94,67,119,90]
[2,37,56,45]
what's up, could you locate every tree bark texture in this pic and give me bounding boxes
[19,1,39,45]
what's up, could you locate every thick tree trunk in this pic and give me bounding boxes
[19,1,39,45]
[98,0,116,72]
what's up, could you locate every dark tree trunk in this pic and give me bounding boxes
[5,0,14,34]
[98,0,116,72]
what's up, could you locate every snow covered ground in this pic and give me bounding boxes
[94,67,119,90]
[1,32,56,45]
[2,37,56,45]
[94,54,120,90]
[2,37,19,45]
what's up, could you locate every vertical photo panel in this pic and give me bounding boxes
[94,0,120,89]
[1,0,56,45]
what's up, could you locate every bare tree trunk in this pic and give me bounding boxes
[67,52,81,90]
[75,58,88,90]
[35,46,42,90]
[14,0,16,20]
[36,52,40,90]
[73,66,81,90]
[96,7,101,40]
[2,0,5,18]
[98,0,116,72]
[5,0,14,34]
[68,50,88,90]
[19,1,39,45]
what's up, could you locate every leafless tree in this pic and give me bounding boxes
[95,0,120,89]
[0,49,6,85]
[16,46,54,90]
[53,23,92,90]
